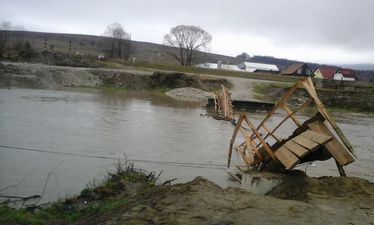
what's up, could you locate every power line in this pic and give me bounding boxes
[0,145,226,170]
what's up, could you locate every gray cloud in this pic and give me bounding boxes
[1,0,373,63]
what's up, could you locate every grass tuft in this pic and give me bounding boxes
[0,157,160,225]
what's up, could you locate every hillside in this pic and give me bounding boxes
[1,30,242,65]
[1,30,374,81]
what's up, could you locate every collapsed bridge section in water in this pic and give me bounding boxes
[226,77,356,176]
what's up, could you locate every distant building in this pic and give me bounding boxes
[195,61,278,73]
[314,67,337,79]
[222,64,242,71]
[314,67,356,81]
[237,62,279,73]
[195,62,219,69]
[334,68,356,81]
[195,61,240,71]
[281,63,315,77]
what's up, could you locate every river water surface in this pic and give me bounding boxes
[0,88,373,203]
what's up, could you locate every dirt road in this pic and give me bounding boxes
[205,74,287,101]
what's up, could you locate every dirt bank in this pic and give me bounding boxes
[0,62,230,92]
[79,175,373,225]
[0,62,102,89]
[2,163,373,225]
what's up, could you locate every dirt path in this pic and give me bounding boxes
[206,75,286,101]
[224,76,259,100]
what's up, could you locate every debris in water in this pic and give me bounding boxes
[227,77,356,177]
[211,84,235,121]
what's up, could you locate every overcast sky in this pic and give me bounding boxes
[1,0,373,64]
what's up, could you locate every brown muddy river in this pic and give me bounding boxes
[0,88,373,203]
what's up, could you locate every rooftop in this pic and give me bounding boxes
[317,67,337,79]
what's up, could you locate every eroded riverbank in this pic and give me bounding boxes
[0,62,230,92]
[1,163,373,225]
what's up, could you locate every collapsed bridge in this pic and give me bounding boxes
[224,77,356,176]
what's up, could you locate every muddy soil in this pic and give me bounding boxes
[165,87,213,102]
[75,175,374,225]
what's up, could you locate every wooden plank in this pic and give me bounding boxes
[226,171,242,183]
[300,130,332,145]
[307,120,355,166]
[274,146,300,170]
[250,78,306,140]
[221,84,227,117]
[335,159,347,177]
[243,116,276,160]
[238,150,253,167]
[227,113,245,168]
[245,133,263,161]
[283,140,310,158]
[262,123,282,142]
[292,135,320,151]
[257,99,312,148]
[303,78,356,158]
[282,104,302,127]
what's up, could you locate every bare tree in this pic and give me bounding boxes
[0,21,12,57]
[104,23,131,59]
[236,52,251,61]
[1,21,12,30]
[164,25,212,66]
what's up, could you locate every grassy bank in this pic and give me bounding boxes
[253,82,374,113]
[0,160,159,225]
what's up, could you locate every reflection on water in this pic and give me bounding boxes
[0,88,373,203]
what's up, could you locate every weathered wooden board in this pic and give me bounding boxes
[283,140,310,158]
[303,78,356,158]
[307,120,355,166]
[282,104,302,127]
[300,130,332,145]
[292,135,320,151]
[274,146,300,169]
[244,116,275,160]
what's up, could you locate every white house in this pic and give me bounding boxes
[333,69,356,81]
[195,62,221,69]
[238,62,279,73]
[195,61,241,71]
[196,61,279,73]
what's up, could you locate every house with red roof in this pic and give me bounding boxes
[314,68,337,79]
[314,67,356,81]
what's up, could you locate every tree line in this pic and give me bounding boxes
[1,20,213,66]
[104,23,213,66]
[0,21,31,59]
